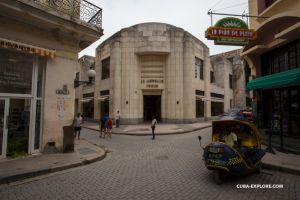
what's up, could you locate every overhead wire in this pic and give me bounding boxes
[209,0,224,11]
[213,2,248,12]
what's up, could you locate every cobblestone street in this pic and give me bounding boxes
[0,128,299,200]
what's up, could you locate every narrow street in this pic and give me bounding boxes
[0,128,299,200]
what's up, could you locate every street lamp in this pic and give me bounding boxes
[74,68,96,88]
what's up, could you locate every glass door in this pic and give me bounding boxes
[6,98,30,157]
[0,98,8,158]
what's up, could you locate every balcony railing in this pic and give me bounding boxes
[33,0,102,28]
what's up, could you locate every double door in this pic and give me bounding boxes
[0,98,31,158]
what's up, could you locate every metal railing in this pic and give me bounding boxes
[33,0,102,28]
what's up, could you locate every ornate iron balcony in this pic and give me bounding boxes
[33,0,102,28]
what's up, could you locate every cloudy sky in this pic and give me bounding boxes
[79,0,249,58]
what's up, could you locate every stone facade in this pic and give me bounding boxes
[0,0,102,156]
[77,23,233,124]
[211,49,250,111]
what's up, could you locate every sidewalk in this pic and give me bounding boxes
[261,145,300,175]
[82,121,212,135]
[0,139,106,184]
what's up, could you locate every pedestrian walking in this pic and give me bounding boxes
[99,114,108,138]
[73,113,82,140]
[105,117,113,138]
[151,116,157,140]
[115,110,121,128]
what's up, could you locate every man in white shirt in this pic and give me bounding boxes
[115,110,121,128]
[223,128,237,148]
[74,113,82,140]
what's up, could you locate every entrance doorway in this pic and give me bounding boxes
[143,95,161,121]
[0,98,30,158]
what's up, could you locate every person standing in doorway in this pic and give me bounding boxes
[151,116,157,140]
[115,110,121,128]
[74,113,82,140]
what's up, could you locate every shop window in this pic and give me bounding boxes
[101,57,110,80]
[211,102,224,116]
[100,100,109,117]
[0,49,33,94]
[196,100,204,118]
[83,101,94,119]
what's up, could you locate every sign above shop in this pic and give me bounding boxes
[205,17,256,46]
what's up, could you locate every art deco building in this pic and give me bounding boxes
[76,23,238,124]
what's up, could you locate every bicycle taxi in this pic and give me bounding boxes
[198,113,266,184]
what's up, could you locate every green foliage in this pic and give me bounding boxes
[7,136,28,158]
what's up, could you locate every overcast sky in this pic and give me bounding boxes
[79,0,249,58]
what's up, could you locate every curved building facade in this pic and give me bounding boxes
[80,23,230,124]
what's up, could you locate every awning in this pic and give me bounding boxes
[80,97,93,102]
[0,38,56,59]
[98,96,109,101]
[247,68,300,90]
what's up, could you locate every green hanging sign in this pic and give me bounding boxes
[205,17,256,46]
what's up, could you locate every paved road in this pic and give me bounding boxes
[0,128,299,200]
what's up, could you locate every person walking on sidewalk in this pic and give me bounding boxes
[115,110,121,128]
[99,114,108,138]
[74,113,82,140]
[151,116,157,140]
[105,117,113,138]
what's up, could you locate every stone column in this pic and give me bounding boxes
[111,41,122,121]
[183,36,194,121]
[203,49,211,119]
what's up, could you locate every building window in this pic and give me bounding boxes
[211,102,224,116]
[195,90,205,96]
[196,100,204,118]
[100,90,110,96]
[83,92,94,98]
[229,74,233,89]
[195,57,204,80]
[0,49,33,94]
[101,57,110,80]
[210,71,215,83]
[82,101,94,119]
[211,93,224,99]
[262,39,300,76]
[230,99,233,109]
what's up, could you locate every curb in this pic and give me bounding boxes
[83,125,212,136]
[0,145,107,185]
[262,162,300,176]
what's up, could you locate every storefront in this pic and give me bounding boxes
[242,0,300,152]
[0,0,103,157]
[247,40,300,139]
[0,48,45,158]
